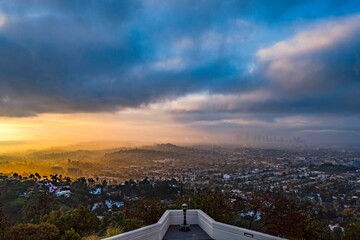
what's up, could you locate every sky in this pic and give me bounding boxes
[0,0,360,151]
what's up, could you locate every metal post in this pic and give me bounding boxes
[183,207,186,226]
[180,203,190,231]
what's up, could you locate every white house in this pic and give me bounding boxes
[55,190,71,198]
[105,200,125,210]
[89,187,102,195]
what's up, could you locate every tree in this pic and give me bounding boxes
[0,203,8,239]
[130,198,165,225]
[302,216,331,239]
[43,206,100,236]
[102,179,108,188]
[188,192,235,224]
[50,174,59,184]
[120,218,143,232]
[235,193,306,238]
[61,228,81,240]
[35,173,41,181]
[345,218,360,240]
[28,174,36,181]
[64,177,72,185]
[69,178,90,207]
[332,226,344,240]
[99,212,124,235]
[23,190,57,223]
[5,223,60,240]
[101,211,142,234]
[87,178,95,189]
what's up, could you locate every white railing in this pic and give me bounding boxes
[103,210,286,240]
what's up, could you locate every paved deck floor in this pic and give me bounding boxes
[163,225,214,240]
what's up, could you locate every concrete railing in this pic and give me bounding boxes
[103,210,286,240]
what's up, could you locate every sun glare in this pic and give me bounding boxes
[0,123,24,141]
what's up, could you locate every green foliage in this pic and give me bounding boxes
[102,211,143,233]
[130,198,165,225]
[9,197,25,206]
[104,226,123,237]
[3,203,23,223]
[345,218,360,240]
[99,211,124,234]
[59,203,71,211]
[118,177,178,199]
[235,193,306,238]
[60,228,81,240]
[0,176,34,222]
[2,174,358,239]
[302,216,332,239]
[0,203,8,239]
[5,223,60,240]
[68,178,91,207]
[108,211,125,224]
[43,206,100,236]
[120,218,143,232]
[23,190,57,223]
[81,236,100,240]
[332,227,344,240]
[188,192,235,224]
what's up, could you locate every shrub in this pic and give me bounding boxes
[61,228,81,240]
[5,223,60,240]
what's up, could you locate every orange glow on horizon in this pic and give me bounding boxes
[0,109,206,153]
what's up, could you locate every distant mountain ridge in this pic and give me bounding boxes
[103,143,224,165]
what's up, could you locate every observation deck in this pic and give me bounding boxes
[104,209,285,240]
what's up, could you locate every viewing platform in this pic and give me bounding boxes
[104,209,285,240]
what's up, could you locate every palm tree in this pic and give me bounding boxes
[87,178,95,188]
[35,173,41,181]
[51,174,58,183]
[28,174,35,181]
[65,177,72,185]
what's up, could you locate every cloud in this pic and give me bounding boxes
[257,14,360,92]
[149,90,273,113]
[0,0,359,127]
[257,16,360,60]
[236,14,360,121]
[151,57,186,71]
[0,13,6,28]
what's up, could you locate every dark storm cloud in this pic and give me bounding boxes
[0,0,359,117]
